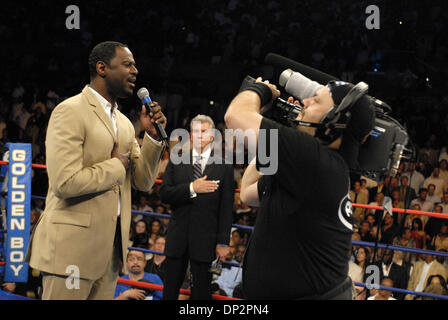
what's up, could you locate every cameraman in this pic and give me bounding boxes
[224,77,375,299]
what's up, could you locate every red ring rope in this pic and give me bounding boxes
[0,160,446,219]
[116,278,243,300]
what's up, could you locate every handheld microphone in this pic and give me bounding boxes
[137,88,168,143]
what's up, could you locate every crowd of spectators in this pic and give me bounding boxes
[1,0,448,300]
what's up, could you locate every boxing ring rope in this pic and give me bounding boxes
[1,159,448,300]
[353,281,448,300]
[116,278,243,300]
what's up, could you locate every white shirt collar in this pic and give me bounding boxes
[424,261,434,267]
[88,86,118,115]
[192,146,212,159]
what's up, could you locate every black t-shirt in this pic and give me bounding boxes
[242,118,355,299]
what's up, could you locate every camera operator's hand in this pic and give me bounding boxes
[287,96,301,105]
[287,96,303,120]
[255,77,281,113]
[192,175,219,194]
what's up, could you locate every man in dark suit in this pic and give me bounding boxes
[160,115,234,300]
[368,178,386,203]
[370,249,408,299]
[398,176,417,209]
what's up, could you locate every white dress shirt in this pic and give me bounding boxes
[415,261,433,293]
[189,146,212,198]
[382,263,392,277]
[89,87,121,217]
[89,86,161,217]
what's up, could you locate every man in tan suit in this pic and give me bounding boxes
[405,252,448,300]
[26,41,167,299]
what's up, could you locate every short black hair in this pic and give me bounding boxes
[88,41,128,79]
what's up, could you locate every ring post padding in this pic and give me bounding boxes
[4,143,31,283]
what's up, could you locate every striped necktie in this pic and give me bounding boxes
[193,156,203,180]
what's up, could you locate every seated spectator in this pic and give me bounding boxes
[392,250,412,287]
[357,221,370,242]
[370,225,380,244]
[365,213,377,227]
[441,192,448,213]
[410,188,433,214]
[350,180,368,222]
[385,177,399,198]
[402,162,424,196]
[132,220,150,248]
[425,274,447,293]
[367,277,397,300]
[423,167,447,198]
[397,175,416,209]
[114,249,163,300]
[370,249,408,299]
[426,184,442,205]
[132,194,153,222]
[354,247,370,279]
[368,178,385,203]
[148,219,165,249]
[435,249,448,274]
[145,236,167,282]
[360,179,370,199]
[234,244,246,264]
[351,232,361,260]
[410,217,426,250]
[367,192,385,216]
[231,229,243,247]
[390,189,405,224]
[420,283,448,299]
[213,244,243,297]
[405,250,448,300]
[348,258,365,300]
[416,274,448,299]
[380,212,399,245]
[439,160,448,186]
[404,203,427,229]
[425,204,446,244]
[392,227,417,264]
[431,223,448,251]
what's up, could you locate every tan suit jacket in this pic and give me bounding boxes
[27,86,163,280]
[405,260,448,299]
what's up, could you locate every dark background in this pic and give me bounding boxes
[0,0,447,150]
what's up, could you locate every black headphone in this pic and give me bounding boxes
[314,81,369,144]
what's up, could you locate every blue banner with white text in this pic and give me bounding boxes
[4,143,31,282]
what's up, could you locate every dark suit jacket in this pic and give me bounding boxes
[399,186,416,209]
[160,152,234,262]
[368,185,385,203]
[371,261,409,300]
